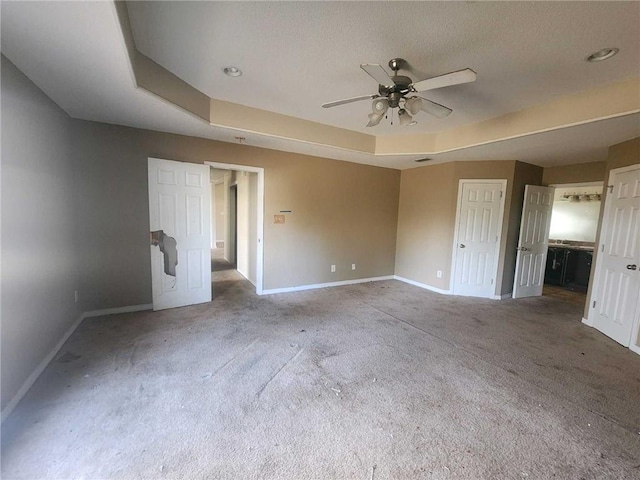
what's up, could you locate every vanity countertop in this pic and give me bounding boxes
[548,243,594,252]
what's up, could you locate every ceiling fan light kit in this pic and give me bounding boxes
[372,98,389,114]
[405,97,423,116]
[366,112,384,128]
[398,108,414,126]
[322,58,477,127]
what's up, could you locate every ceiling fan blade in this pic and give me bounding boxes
[418,97,453,118]
[322,94,378,108]
[411,68,477,92]
[360,64,395,87]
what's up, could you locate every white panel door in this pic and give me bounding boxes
[590,166,640,346]
[512,185,555,298]
[148,158,211,311]
[453,181,505,298]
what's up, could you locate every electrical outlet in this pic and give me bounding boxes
[352,264,356,270]
[331,265,336,273]
[436,270,443,278]
[74,290,79,303]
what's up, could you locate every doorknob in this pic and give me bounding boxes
[627,264,638,270]
[459,244,466,248]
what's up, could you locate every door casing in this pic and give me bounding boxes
[206,161,264,296]
[450,179,508,299]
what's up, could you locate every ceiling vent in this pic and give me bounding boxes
[414,157,432,163]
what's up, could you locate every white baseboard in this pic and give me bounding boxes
[393,275,451,295]
[1,311,84,423]
[582,316,594,327]
[2,303,153,423]
[262,275,394,295]
[581,317,639,356]
[83,304,152,319]
[235,268,256,287]
[492,293,513,300]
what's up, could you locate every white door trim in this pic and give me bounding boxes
[205,161,264,296]
[449,179,508,298]
[587,163,640,348]
[631,292,640,355]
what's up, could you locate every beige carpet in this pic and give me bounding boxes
[2,273,639,479]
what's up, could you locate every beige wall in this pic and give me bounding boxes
[223,171,236,264]
[214,183,225,244]
[542,161,606,186]
[605,137,640,173]
[1,56,82,413]
[395,162,456,290]
[72,120,400,307]
[395,160,543,295]
[236,171,258,284]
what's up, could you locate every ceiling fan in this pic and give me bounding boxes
[322,58,476,127]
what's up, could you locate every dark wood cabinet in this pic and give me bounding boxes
[545,247,567,285]
[573,251,593,287]
[544,247,593,291]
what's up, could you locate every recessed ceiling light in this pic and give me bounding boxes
[223,66,243,77]
[586,48,619,62]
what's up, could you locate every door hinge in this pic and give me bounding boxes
[593,301,596,308]
[607,185,613,193]
[499,191,503,198]
[491,278,494,285]
[601,244,604,252]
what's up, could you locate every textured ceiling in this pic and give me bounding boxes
[128,1,640,135]
[1,1,638,170]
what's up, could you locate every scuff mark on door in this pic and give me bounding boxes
[150,230,178,276]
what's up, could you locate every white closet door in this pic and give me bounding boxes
[590,166,640,346]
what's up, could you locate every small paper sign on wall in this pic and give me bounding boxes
[274,215,285,224]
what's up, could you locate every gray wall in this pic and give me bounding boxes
[1,56,82,411]
[1,56,400,413]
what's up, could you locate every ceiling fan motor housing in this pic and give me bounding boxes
[378,75,412,106]
[391,75,412,90]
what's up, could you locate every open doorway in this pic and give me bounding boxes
[210,169,236,274]
[543,182,603,305]
[207,162,264,297]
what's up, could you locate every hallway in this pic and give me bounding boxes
[211,247,254,298]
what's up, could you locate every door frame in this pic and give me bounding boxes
[205,161,264,296]
[585,164,640,351]
[449,179,508,299]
